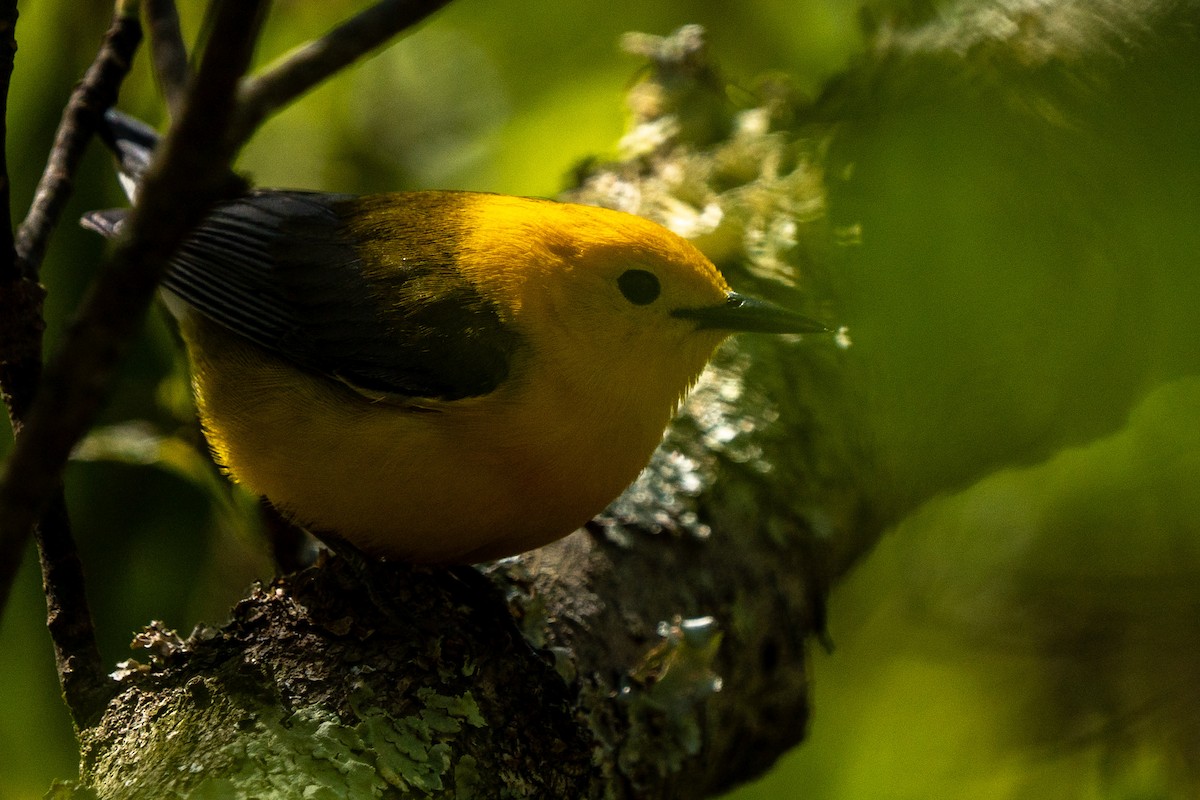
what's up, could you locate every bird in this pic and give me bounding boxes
[84,110,826,564]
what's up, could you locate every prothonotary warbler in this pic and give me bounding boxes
[84,110,826,563]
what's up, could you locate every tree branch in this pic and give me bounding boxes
[230,0,453,146]
[0,0,265,646]
[13,2,142,282]
[144,0,190,118]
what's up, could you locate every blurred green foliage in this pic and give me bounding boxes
[728,3,1200,799]
[729,384,1200,800]
[4,0,1200,798]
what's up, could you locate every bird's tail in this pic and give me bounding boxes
[80,109,161,238]
[97,108,159,202]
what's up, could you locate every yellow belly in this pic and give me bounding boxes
[182,318,674,563]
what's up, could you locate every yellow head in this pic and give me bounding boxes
[346,192,816,420]
[461,196,734,410]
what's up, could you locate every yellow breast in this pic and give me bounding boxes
[182,312,712,563]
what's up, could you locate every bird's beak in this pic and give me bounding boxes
[671,292,827,334]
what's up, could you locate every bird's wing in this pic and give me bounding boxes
[164,190,521,401]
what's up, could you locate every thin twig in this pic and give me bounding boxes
[35,493,116,726]
[231,0,453,145]
[145,0,190,117]
[0,0,267,642]
[14,3,142,282]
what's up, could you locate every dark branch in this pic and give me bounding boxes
[35,494,116,726]
[144,0,190,117]
[13,3,141,282]
[0,5,143,727]
[0,0,41,686]
[0,0,266,644]
[230,0,453,145]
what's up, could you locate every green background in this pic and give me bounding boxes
[3,1,1200,798]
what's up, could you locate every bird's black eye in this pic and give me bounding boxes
[617,269,661,306]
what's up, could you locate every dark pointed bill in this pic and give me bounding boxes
[671,292,827,334]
